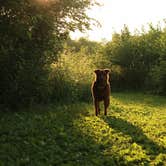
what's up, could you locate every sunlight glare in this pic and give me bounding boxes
[35,0,50,5]
[37,0,48,2]
[70,0,166,41]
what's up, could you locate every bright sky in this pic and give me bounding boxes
[70,0,166,41]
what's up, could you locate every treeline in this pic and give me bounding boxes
[62,24,166,96]
[104,24,166,94]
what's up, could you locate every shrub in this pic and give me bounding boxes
[49,51,97,102]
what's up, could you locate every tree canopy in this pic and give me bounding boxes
[104,24,166,93]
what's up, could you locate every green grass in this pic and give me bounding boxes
[0,93,166,166]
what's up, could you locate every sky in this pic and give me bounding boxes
[70,0,166,41]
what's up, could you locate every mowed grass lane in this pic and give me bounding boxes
[0,93,165,165]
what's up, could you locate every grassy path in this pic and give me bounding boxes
[0,93,166,165]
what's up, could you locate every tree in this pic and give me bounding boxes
[0,0,98,109]
[104,24,165,91]
[147,27,166,94]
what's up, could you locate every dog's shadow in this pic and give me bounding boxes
[102,116,166,156]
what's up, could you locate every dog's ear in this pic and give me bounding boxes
[94,69,100,74]
[104,69,110,74]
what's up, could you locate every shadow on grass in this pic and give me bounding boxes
[1,102,165,165]
[49,104,126,165]
[102,116,166,157]
[0,103,125,166]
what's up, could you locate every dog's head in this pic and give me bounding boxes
[94,69,110,85]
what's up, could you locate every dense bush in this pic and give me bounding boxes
[104,24,166,94]
[49,50,103,102]
[147,30,166,95]
[0,0,98,109]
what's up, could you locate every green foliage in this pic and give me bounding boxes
[104,24,166,93]
[0,93,165,165]
[48,37,110,103]
[1,0,166,110]
[147,28,166,95]
[0,0,98,109]
[65,37,104,55]
[49,51,96,102]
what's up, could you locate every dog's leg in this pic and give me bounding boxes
[104,98,110,116]
[94,100,99,116]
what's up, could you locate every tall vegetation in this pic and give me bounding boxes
[58,24,166,97]
[49,38,106,102]
[104,24,166,94]
[0,0,98,109]
[1,0,166,110]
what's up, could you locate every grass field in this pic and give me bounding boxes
[0,93,166,166]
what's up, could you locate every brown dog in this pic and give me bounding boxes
[91,69,110,116]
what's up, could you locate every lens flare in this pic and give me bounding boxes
[35,0,49,4]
